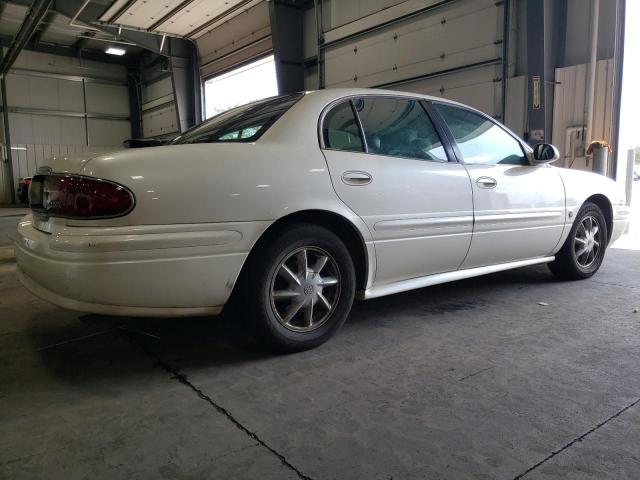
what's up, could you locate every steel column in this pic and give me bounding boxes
[170,41,202,132]
[270,1,305,94]
[127,68,143,140]
[525,0,546,146]
[1,76,15,204]
[501,0,510,122]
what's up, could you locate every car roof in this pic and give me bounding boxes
[302,87,466,108]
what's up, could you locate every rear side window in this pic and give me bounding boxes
[172,93,303,145]
[434,103,526,165]
[322,101,364,152]
[353,97,448,162]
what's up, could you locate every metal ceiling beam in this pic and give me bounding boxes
[0,34,136,65]
[53,0,189,56]
[0,0,54,77]
[30,10,57,47]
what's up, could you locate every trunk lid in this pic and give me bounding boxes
[45,151,121,174]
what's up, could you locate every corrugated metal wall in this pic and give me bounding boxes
[552,59,614,170]
[0,50,131,203]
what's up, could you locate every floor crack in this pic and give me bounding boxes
[512,396,640,479]
[121,332,314,480]
[458,366,494,382]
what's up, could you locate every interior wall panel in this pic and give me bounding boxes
[552,59,614,171]
[85,84,130,116]
[87,119,131,146]
[9,144,117,187]
[5,74,84,112]
[8,113,86,146]
[0,51,129,201]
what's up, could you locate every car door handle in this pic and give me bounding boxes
[476,176,497,189]
[342,171,372,186]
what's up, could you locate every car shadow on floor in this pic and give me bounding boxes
[17,263,558,390]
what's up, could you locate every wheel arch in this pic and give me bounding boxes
[233,209,370,298]
[584,194,613,243]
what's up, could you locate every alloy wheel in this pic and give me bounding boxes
[574,215,602,268]
[269,247,341,332]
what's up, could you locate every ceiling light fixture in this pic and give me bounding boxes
[106,46,126,56]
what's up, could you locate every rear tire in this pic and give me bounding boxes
[242,224,356,352]
[548,202,608,280]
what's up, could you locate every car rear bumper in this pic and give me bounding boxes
[15,215,269,317]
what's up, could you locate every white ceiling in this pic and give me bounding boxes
[99,0,258,38]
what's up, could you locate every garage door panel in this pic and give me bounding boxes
[196,1,271,78]
[144,77,174,105]
[142,104,179,138]
[324,0,500,88]
[158,0,253,36]
[390,64,501,116]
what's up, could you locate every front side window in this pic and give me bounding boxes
[172,93,303,145]
[434,103,526,165]
[322,101,364,152]
[354,97,448,162]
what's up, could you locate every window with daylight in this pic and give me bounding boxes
[204,55,279,119]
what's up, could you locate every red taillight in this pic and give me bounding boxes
[30,174,134,219]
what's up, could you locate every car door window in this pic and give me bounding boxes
[353,97,448,162]
[322,101,364,152]
[434,103,527,165]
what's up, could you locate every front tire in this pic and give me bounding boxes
[548,202,608,280]
[243,224,356,352]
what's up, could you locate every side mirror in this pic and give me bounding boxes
[532,143,560,164]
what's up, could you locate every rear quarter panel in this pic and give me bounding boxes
[77,143,343,226]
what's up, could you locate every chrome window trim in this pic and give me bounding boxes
[317,93,454,164]
[430,100,534,166]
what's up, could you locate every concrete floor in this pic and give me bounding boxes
[1,213,639,479]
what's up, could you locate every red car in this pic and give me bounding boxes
[17,177,32,204]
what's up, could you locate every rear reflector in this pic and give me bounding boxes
[30,174,135,219]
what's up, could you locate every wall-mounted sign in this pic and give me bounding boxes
[532,75,541,110]
[530,129,545,141]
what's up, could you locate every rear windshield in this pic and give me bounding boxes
[171,93,304,145]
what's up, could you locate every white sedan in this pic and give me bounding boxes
[16,89,630,351]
